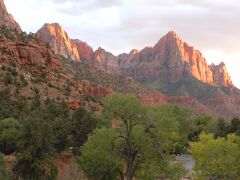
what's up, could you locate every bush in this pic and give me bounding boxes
[0,118,21,154]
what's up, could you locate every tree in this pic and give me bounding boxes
[190,133,240,179]
[146,104,184,154]
[188,115,216,141]
[0,89,14,120]
[230,118,240,135]
[103,94,149,180]
[79,94,186,180]
[50,117,70,152]
[70,108,97,154]
[79,128,123,180]
[16,116,57,179]
[214,118,230,137]
[0,118,21,154]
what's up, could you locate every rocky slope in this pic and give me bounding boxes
[0,0,21,32]
[0,27,115,112]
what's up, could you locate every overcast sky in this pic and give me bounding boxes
[5,0,240,87]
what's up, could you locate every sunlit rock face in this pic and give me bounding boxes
[93,47,120,74]
[210,62,233,87]
[119,31,214,84]
[0,0,21,32]
[71,39,94,62]
[37,23,80,61]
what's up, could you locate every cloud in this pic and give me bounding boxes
[49,0,126,15]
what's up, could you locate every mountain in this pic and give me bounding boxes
[0,0,21,32]
[36,23,240,118]
[37,23,96,63]
[119,31,215,84]
[36,23,80,61]
[37,25,233,88]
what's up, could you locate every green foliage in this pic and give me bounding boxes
[0,118,21,154]
[70,108,97,154]
[16,116,56,179]
[146,104,191,154]
[190,133,240,179]
[230,118,240,135]
[79,128,123,180]
[80,94,186,180]
[214,118,230,137]
[188,115,216,141]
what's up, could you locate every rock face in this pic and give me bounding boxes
[119,31,214,84]
[71,39,94,62]
[36,25,234,89]
[92,47,120,74]
[37,23,80,61]
[0,38,60,69]
[210,62,233,87]
[0,0,21,32]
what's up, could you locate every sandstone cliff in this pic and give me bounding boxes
[71,39,94,62]
[0,0,21,32]
[37,23,80,61]
[36,25,234,89]
[210,62,233,87]
[119,31,214,84]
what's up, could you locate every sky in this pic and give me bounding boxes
[5,0,240,87]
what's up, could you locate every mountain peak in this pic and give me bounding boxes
[37,23,80,61]
[130,49,140,55]
[0,0,21,32]
[210,62,233,87]
[43,23,62,30]
[166,31,179,38]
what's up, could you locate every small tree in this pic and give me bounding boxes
[0,118,21,154]
[70,108,97,154]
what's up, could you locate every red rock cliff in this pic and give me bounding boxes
[71,39,94,62]
[0,0,21,32]
[119,31,214,84]
[210,62,233,87]
[37,23,80,61]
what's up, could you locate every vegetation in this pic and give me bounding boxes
[190,133,240,179]
[80,95,203,179]
[0,153,13,180]
[0,88,98,179]
[0,87,240,179]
